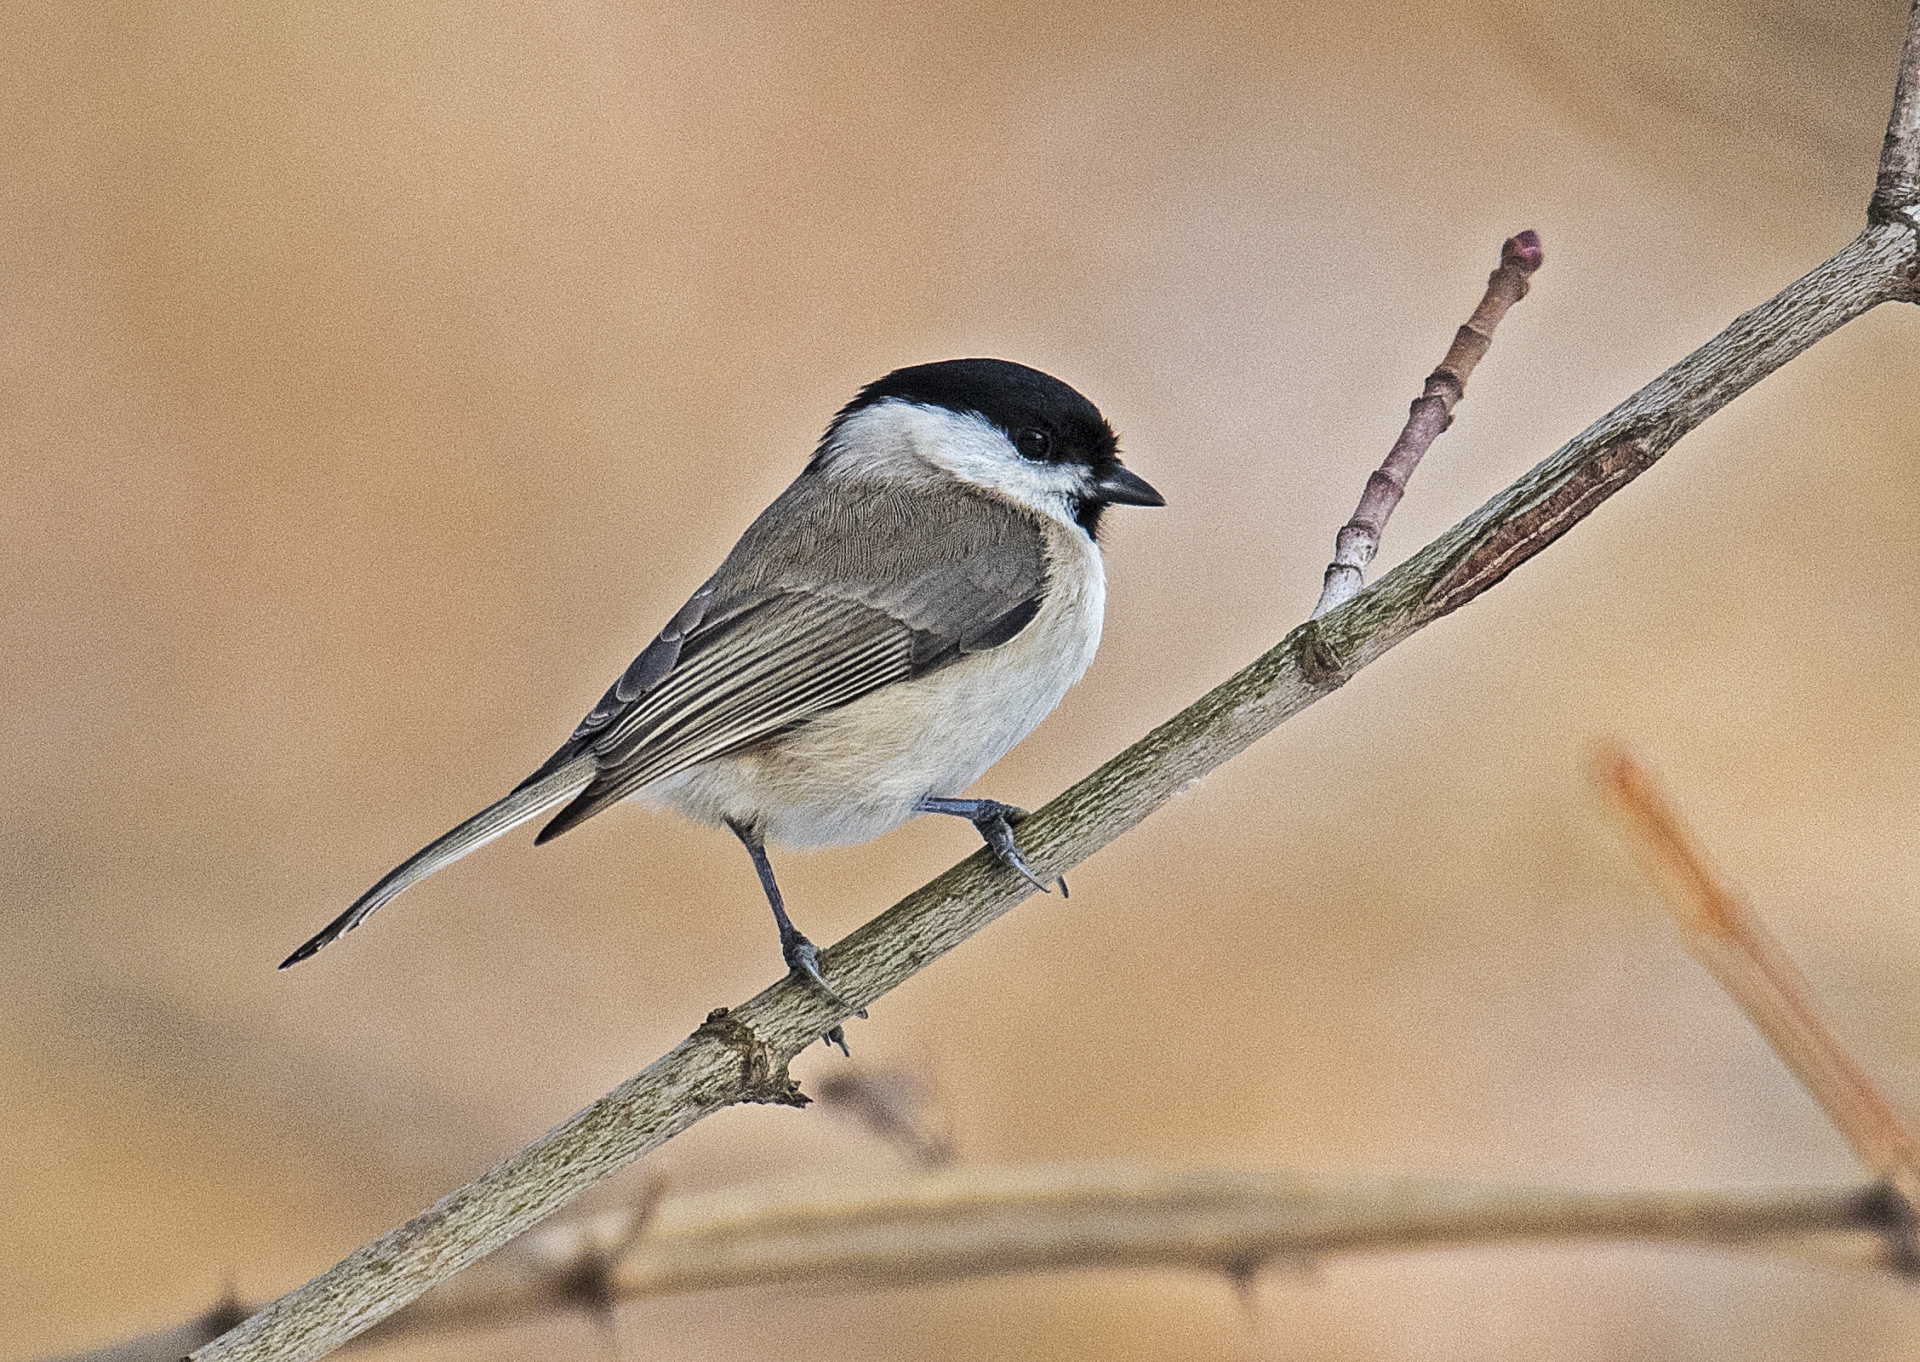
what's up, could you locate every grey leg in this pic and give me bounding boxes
[726,818,857,1054]
[913,796,1062,895]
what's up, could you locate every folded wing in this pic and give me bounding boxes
[526,474,1050,842]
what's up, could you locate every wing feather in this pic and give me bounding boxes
[529,472,1053,841]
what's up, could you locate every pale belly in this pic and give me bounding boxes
[637,526,1106,847]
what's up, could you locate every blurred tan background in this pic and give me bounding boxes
[4,0,1919,1357]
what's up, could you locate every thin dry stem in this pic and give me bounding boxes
[1596,748,1920,1228]
[49,1169,1905,1361]
[360,1168,1914,1319]
[1311,229,1544,618]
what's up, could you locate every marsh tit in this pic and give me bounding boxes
[281,358,1163,1008]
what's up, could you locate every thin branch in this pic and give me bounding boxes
[192,34,1920,1357]
[1312,229,1544,618]
[1871,0,1920,229]
[49,1169,1909,1360]
[1596,748,1920,1234]
[351,1169,1919,1325]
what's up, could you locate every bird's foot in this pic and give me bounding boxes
[783,934,837,997]
[915,795,1063,895]
[967,800,1055,895]
[781,932,865,1054]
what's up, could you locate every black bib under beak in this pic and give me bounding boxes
[1092,465,1166,507]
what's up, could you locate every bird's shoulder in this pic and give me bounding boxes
[707,468,1052,633]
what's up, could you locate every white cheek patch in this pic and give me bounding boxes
[823,401,1088,529]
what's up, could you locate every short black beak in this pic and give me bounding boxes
[1092,465,1165,507]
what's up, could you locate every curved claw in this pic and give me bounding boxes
[783,936,866,1053]
[974,808,1053,895]
[786,938,847,1004]
[913,796,1054,895]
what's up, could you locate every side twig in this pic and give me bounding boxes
[1872,0,1920,230]
[1313,229,1545,618]
[1596,748,1920,1239]
[192,12,1920,1354]
[48,1169,1908,1361]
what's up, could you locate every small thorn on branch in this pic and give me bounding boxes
[1312,229,1544,619]
[1595,745,1920,1246]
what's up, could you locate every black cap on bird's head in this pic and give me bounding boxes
[822,358,1164,538]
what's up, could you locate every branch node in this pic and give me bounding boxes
[1423,367,1467,402]
[1894,214,1920,301]
[695,1007,808,1108]
[1295,620,1348,688]
[1333,518,1383,565]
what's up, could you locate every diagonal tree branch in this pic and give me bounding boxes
[192,16,1920,1355]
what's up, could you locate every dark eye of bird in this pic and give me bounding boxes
[1015,428,1052,461]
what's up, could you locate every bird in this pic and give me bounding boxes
[280,358,1164,1026]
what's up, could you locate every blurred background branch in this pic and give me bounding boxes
[1597,747,1920,1242]
[813,1063,958,1170]
[47,1169,1913,1362]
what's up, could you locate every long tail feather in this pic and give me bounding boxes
[279,760,594,968]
